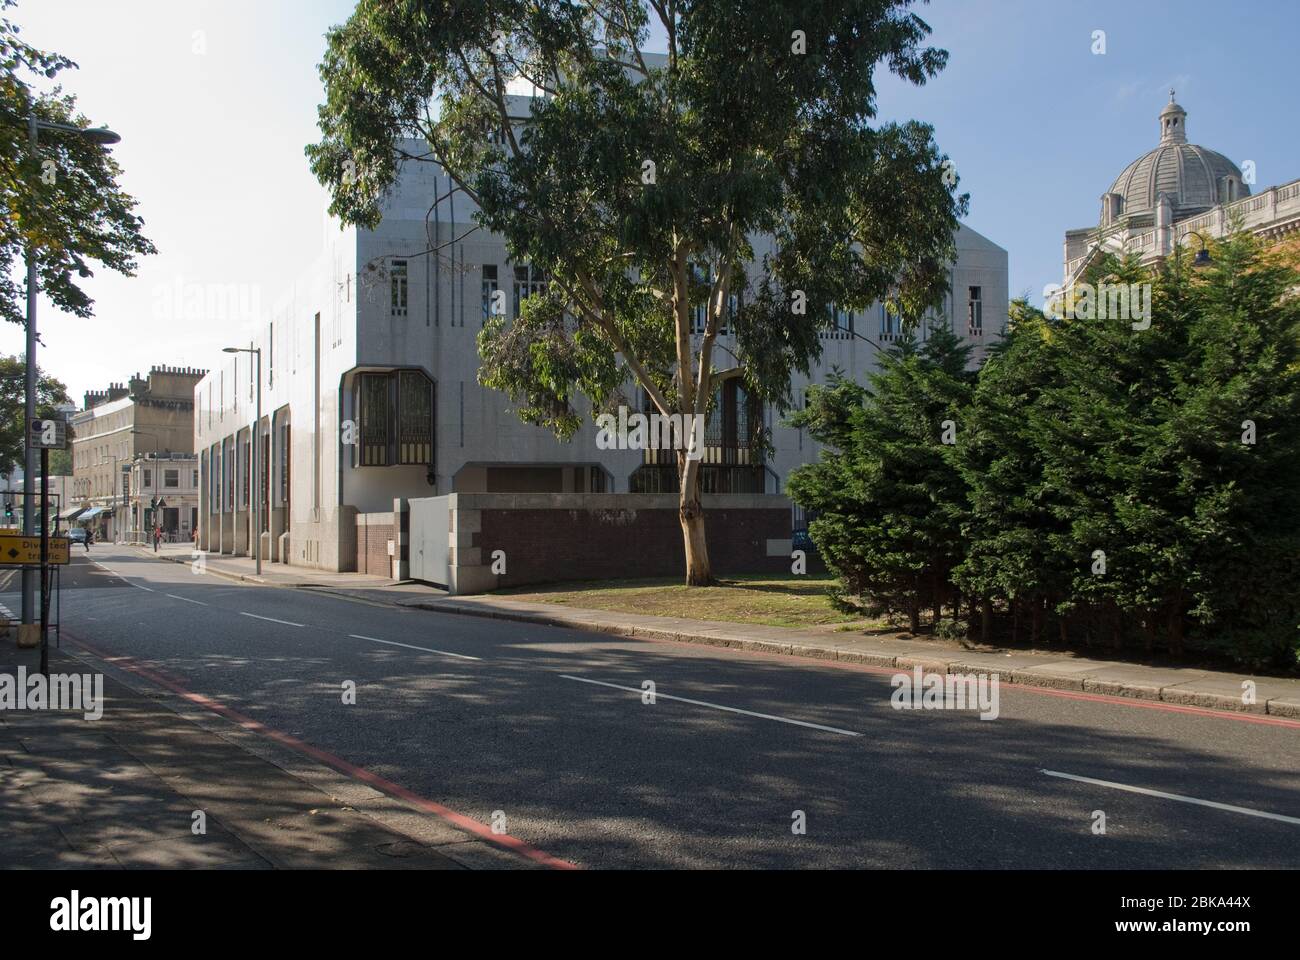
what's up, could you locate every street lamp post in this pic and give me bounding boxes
[223,346,262,574]
[21,117,120,627]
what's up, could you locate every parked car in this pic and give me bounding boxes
[67,527,88,544]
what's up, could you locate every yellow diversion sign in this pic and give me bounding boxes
[0,535,70,566]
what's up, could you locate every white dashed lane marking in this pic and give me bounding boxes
[1041,769,1300,826]
[559,674,862,737]
[349,634,481,662]
[240,612,305,628]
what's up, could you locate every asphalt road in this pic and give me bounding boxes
[10,547,1299,869]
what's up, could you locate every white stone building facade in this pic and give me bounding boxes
[195,127,1007,571]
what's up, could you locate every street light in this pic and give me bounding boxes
[223,345,262,575]
[22,116,121,628]
[1186,231,1213,268]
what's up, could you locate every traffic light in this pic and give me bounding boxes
[3,497,12,520]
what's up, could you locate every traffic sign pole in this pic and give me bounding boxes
[39,447,48,676]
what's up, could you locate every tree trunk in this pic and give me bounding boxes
[678,453,712,586]
[1166,599,1186,659]
[980,598,991,643]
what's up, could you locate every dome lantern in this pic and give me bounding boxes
[1159,90,1188,144]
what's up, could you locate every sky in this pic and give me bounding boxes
[5,0,1297,402]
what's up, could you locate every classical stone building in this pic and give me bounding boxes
[1064,93,1300,283]
[70,366,205,541]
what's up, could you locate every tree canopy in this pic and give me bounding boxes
[0,0,155,328]
[0,352,67,476]
[307,0,967,583]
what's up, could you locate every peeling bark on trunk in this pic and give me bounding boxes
[678,452,712,586]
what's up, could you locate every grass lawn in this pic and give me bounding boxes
[496,574,882,629]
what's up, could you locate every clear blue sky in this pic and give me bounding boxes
[5,0,1296,401]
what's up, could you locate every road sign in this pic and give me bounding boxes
[0,534,70,566]
[28,418,68,450]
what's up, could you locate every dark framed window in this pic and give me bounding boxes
[512,264,546,318]
[354,370,435,468]
[279,423,291,505]
[397,371,433,465]
[481,265,499,325]
[822,304,854,340]
[164,469,179,488]
[357,373,392,466]
[880,303,900,338]
[968,286,982,331]
[688,263,740,336]
[391,260,409,317]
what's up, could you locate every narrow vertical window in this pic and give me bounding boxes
[481,265,499,325]
[968,286,982,333]
[391,260,409,317]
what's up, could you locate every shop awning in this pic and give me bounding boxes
[77,507,104,521]
[59,506,87,520]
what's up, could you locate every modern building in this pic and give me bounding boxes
[1064,93,1300,283]
[70,366,206,541]
[193,110,1007,574]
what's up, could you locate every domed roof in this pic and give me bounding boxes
[1106,93,1247,217]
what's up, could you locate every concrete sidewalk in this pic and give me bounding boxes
[0,642,530,870]
[139,544,1300,719]
[146,542,440,606]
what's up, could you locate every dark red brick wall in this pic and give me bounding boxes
[477,506,791,588]
[356,521,394,577]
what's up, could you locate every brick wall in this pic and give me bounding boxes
[476,500,792,588]
[356,514,394,577]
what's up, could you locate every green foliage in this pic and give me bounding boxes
[0,0,155,327]
[787,325,974,631]
[797,233,1300,669]
[307,0,967,481]
[0,352,68,476]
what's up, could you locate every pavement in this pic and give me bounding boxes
[0,572,545,870]
[151,541,1300,718]
[4,545,1294,870]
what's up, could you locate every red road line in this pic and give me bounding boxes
[627,633,1300,729]
[66,632,579,871]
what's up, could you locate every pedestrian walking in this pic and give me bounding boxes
[83,528,92,553]
[153,524,162,553]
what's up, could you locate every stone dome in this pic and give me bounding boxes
[1106,93,1247,218]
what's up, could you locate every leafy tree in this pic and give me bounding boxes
[954,298,1076,644]
[0,0,155,327]
[307,0,966,584]
[962,239,1300,668]
[1161,234,1300,666]
[787,325,973,632]
[0,353,68,476]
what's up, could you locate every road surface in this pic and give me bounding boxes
[8,546,1298,869]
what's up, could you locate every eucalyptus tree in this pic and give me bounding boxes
[308,0,965,584]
